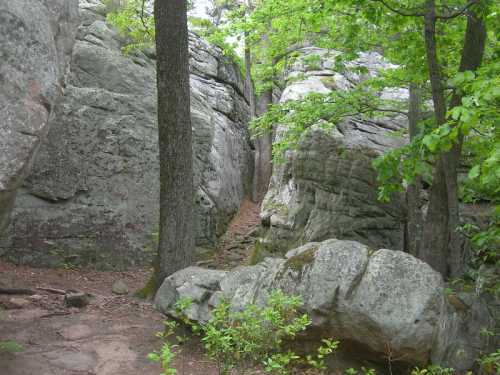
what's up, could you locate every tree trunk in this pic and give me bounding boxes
[154,0,194,287]
[405,83,423,258]
[421,0,450,276]
[252,89,273,202]
[446,10,487,277]
[421,1,486,277]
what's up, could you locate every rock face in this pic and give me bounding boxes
[261,48,407,254]
[0,2,253,269]
[155,239,498,370]
[432,264,500,372]
[0,0,79,234]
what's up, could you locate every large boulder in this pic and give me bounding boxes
[0,2,253,269]
[155,239,498,370]
[260,48,408,254]
[0,0,79,234]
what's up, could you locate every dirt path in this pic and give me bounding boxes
[0,199,264,375]
[0,199,373,375]
[0,261,223,375]
[213,198,261,269]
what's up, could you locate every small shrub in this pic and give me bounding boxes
[196,290,312,374]
[305,338,339,371]
[411,365,455,375]
[345,368,376,375]
[170,290,338,375]
[478,349,500,374]
[147,342,178,375]
[0,340,23,354]
[149,290,338,375]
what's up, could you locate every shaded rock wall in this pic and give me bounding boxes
[0,2,253,269]
[0,0,79,233]
[261,48,407,253]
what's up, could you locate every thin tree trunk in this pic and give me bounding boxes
[154,0,194,288]
[245,49,256,118]
[421,1,486,277]
[406,83,423,258]
[252,89,273,202]
[421,0,450,276]
[446,11,487,277]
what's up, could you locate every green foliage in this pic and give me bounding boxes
[147,343,177,375]
[106,0,155,54]
[304,338,339,371]
[345,368,376,375]
[148,317,183,375]
[478,349,500,374]
[189,16,244,73]
[460,207,500,268]
[196,290,312,374]
[263,352,300,375]
[410,365,455,375]
[168,290,338,375]
[303,54,322,71]
[251,80,407,162]
[0,340,23,354]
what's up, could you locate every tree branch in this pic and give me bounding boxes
[436,0,479,20]
[370,0,426,17]
[371,0,478,19]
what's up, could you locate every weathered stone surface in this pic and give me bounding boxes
[0,2,253,269]
[155,238,497,369]
[260,48,408,254]
[111,280,129,295]
[155,267,227,322]
[0,0,79,234]
[432,264,500,372]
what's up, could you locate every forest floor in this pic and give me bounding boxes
[0,200,265,375]
[212,198,262,269]
[0,260,226,375]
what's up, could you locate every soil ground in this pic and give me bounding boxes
[213,199,261,269]
[0,200,262,375]
[0,260,224,375]
[0,200,374,375]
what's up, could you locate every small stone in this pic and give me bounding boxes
[112,280,129,295]
[60,324,93,340]
[64,292,89,308]
[9,297,30,309]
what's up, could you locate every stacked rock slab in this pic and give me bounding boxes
[260,47,408,254]
[0,0,79,234]
[155,239,498,371]
[0,1,253,269]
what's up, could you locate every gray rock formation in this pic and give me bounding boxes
[155,239,498,370]
[260,48,408,254]
[0,0,79,234]
[431,264,500,372]
[0,2,253,269]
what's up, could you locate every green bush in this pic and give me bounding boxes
[150,290,338,375]
[196,290,313,374]
[0,340,23,354]
[478,349,500,374]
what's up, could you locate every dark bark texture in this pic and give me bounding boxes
[154,0,194,286]
[405,84,423,258]
[421,0,486,277]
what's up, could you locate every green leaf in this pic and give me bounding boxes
[468,165,481,180]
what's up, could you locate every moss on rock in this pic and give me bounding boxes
[284,247,318,272]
